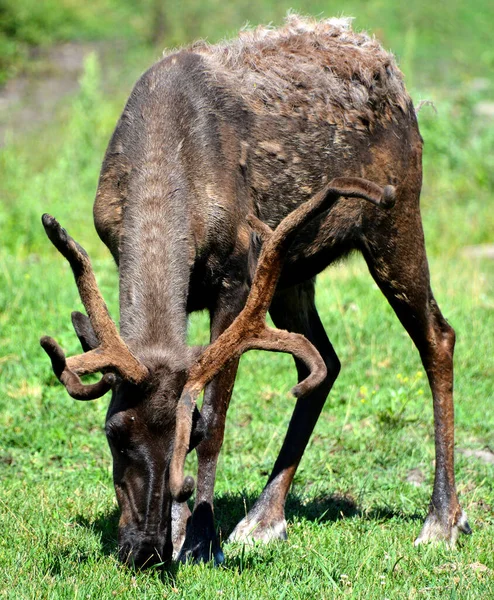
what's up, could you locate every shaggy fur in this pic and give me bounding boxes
[190,15,410,128]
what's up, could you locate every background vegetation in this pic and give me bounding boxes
[0,0,493,598]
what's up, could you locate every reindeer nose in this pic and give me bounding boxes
[118,532,173,569]
[119,542,161,569]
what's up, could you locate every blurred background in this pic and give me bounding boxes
[1,0,493,254]
[0,2,493,596]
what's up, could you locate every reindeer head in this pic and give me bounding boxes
[40,178,394,568]
[39,215,206,568]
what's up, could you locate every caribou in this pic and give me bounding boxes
[41,15,470,568]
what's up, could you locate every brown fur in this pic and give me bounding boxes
[194,16,409,128]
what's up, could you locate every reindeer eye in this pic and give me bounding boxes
[106,424,130,452]
[110,435,131,457]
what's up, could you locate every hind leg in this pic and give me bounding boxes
[362,212,470,545]
[229,279,341,543]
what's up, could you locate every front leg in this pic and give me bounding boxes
[229,281,339,544]
[178,286,246,564]
[177,359,239,564]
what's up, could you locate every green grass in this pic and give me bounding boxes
[1,1,494,598]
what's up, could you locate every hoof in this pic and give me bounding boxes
[414,510,471,547]
[228,515,287,545]
[177,541,224,566]
[175,501,223,565]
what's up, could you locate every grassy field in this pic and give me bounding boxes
[0,1,493,598]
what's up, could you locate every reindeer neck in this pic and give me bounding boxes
[118,155,191,354]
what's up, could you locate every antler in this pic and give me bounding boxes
[40,214,148,400]
[169,177,396,501]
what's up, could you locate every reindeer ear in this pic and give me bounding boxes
[71,311,99,351]
[188,406,206,452]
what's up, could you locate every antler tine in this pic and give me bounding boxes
[169,388,201,502]
[71,311,99,352]
[169,177,396,501]
[40,214,148,400]
[40,336,116,400]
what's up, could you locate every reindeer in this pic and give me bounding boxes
[40,16,470,568]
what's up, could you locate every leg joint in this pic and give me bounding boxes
[441,322,455,352]
[319,345,341,384]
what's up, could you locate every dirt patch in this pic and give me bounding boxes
[457,447,494,464]
[406,468,425,487]
[461,244,494,259]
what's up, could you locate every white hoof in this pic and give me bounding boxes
[228,516,287,545]
[414,510,471,547]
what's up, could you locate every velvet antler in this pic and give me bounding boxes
[169,177,396,501]
[40,214,148,400]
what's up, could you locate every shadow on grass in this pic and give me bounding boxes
[76,509,120,557]
[75,491,422,570]
[214,491,422,539]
